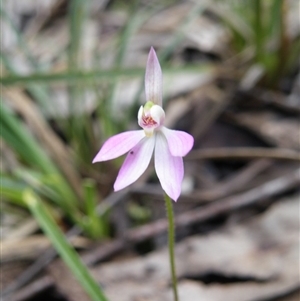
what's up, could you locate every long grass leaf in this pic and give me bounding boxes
[67,0,88,134]
[1,65,213,85]
[24,190,109,301]
[1,102,79,212]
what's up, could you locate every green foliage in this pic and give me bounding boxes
[24,190,109,301]
[215,0,297,86]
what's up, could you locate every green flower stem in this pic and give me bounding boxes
[164,193,179,301]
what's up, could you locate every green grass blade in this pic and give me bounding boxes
[68,0,87,71]
[0,65,213,85]
[0,102,79,213]
[0,103,57,175]
[254,0,263,63]
[83,178,106,238]
[0,52,54,114]
[1,174,27,206]
[67,0,88,135]
[24,190,109,301]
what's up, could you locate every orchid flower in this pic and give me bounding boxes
[93,47,194,201]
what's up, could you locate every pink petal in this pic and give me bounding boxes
[154,132,184,201]
[92,130,145,163]
[145,47,162,106]
[161,127,194,157]
[114,136,155,191]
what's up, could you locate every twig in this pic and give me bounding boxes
[190,85,233,141]
[4,168,299,301]
[174,167,300,228]
[84,168,300,265]
[191,159,273,201]
[7,276,54,301]
[238,87,300,114]
[187,147,300,161]
[1,227,81,298]
[133,159,273,202]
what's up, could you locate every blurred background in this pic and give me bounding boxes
[1,0,300,300]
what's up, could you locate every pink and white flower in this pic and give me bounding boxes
[93,47,194,201]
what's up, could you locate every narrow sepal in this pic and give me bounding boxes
[145,47,162,106]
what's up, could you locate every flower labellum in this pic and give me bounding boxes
[93,47,194,201]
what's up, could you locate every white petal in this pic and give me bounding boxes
[92,130,145,162]
[114,136,155,191]
[145,47,162,106]
[154,132,184,201]
[161,127,194,156]
[150,105,165,126]
[137,105,143,128]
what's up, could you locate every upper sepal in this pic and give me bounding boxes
[145,47,162,106]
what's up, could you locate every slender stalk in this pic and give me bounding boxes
[164,193,179,301]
